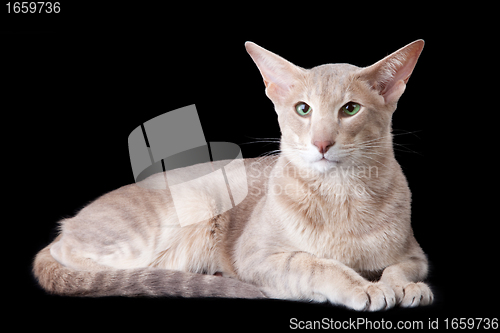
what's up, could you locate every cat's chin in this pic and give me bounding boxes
[311,158,340,173]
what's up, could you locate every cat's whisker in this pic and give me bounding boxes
[358,154,389,168]
[259,149,281,155]
[391,129,422,138]
[245,136,282,140]
[347,134,391,146]
[258,151,281,159]
[241,139,280,144]
[240,140,281,145]
[255,150,281,163]
[391,143,423,156]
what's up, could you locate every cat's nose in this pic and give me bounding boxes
[313,140,334,154]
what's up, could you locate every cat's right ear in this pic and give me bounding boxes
[245,42,303,103]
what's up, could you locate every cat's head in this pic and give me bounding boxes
[246,41,424,175]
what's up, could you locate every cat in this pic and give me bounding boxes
[33,40,433,311]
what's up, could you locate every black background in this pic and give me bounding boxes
[3,3,495,331]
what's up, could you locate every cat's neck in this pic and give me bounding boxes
[270,148,397,202]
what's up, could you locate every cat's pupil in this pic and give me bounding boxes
[346,103,355,111]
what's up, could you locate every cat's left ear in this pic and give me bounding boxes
[361,40,424,105]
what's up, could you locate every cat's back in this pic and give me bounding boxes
[64,155,278,231]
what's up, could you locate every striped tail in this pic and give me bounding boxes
[33,237,266,299]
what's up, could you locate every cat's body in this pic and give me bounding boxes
[34,40,433,311]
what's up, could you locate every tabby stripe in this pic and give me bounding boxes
[284,251,307,273]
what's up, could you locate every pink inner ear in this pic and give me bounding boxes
[382,80,406,104]
[257,58,298,93]
[374,40,424,104]
[381,56,416,96]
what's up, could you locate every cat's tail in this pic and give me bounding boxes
[32,236,266,299]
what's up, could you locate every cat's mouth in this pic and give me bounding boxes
[296,146,342,172]
[306,157,340,173]
[320,157,339,163]
[313,157,341,171]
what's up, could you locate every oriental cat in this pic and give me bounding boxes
[34,40,432,311]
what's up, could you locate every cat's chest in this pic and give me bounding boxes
[285,198,406,272]
[272,167,409,272]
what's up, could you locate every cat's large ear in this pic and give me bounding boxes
[245,42,303,102]
[361,40,424,105]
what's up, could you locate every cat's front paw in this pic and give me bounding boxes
[392,282,433,307]
[348,282,396,311]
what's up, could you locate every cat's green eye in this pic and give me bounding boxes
[341,102,361,116]
[295,102,312,116]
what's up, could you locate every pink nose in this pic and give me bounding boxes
[313,140,334,154]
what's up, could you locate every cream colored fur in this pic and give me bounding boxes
[33,40,432,311]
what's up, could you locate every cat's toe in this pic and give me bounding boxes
[365,282,396,311]
[377,282,396,309]
[347,283,395,311]
[348,286,370,311]
[392,284,404,304]
[416,282,433,306]
[400,282,433,307]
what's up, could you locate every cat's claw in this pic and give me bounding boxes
[398,282,433,307]
[349,282,396,311]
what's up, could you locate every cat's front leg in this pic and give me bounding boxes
[240,251,395,311]
[379,238,434,307]
[380,262,433,307]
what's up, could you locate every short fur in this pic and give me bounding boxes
[33,40,432,311]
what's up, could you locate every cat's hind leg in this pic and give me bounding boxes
[49,223,154,271]
[50,236,112,271]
